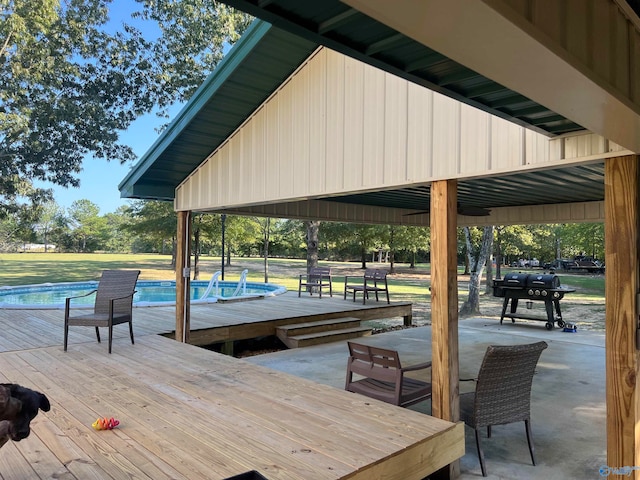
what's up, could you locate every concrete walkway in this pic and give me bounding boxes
[246,317,606,479]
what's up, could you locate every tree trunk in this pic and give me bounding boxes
[460,226,494,316]
[263,218,270,283]
[193,226,200,280]
[463,245,470,275]
[305,221,319,272]
[485,253,494,295]
[171,235,177,270]
[360,246,367,269]
[495,228,502,279]
[389,226,395,273]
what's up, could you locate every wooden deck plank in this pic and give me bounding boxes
[0,293,412,351]
[0,297,463,480]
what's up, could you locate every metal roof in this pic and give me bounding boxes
[118,20,317,200]
[220,0,587,137]
[331,163,605,214]
[119,8,616,218]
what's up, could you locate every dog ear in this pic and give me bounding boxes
[38,393,51,412]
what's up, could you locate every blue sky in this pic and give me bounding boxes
[40,1,176,215]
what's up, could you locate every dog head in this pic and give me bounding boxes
[0,385,21,421]
[1,384,50,441]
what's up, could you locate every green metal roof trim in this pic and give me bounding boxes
[118,20,317,201]
[220,0,585,137]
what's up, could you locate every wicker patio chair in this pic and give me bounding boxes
[64,270,140,354]
[459,341,548,477]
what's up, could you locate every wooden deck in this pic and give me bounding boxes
[0,294,464,479]
[0,292,413,352]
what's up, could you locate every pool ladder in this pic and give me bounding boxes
[199,269,248,300]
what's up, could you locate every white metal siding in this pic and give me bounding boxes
[176,47,623,213]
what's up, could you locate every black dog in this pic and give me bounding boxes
[0,383,50,442]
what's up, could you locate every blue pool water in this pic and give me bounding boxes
[0,280,286,309]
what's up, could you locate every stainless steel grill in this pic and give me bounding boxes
[493,273,575,330]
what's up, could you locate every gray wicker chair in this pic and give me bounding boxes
[64,270,140,354]
[459,341,548,477]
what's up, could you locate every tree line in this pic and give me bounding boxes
[0,198,605,270]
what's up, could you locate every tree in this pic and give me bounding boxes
[67,199,107,252]
[392,226,430,268]
[322,223,387,268]
[103,206,134,253]
[1,0,251,219]
[123,200,177,261]
[304,221,320,272]
[34,201,65,251]
[460,226,494,316]
[223,216,260,265]
[559,223,605,260]
[259,217,271,282]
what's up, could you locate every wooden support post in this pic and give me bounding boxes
[430,179,460,479]
[605,155,640,472]
[176,210,191,343]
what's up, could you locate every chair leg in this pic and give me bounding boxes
[108,325,113,354]
[475,428,487,477]
[525,419,536,465]
[487,425,492,438]
[95,327,101,343]
[63,321,68,351]
[129,321,135,345]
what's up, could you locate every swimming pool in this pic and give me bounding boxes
[0,280,287,309]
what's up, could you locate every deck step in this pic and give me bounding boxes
[277,317,361,336]
[284,326,372,348]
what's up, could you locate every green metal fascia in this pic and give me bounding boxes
[118,19,274,196]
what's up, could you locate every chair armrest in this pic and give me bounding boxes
[401,361,432,373]
[460,378,478,382]
[108,292,136,302]
[66,289,98,301]
[65,289,98,318]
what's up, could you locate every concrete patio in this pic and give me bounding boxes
[247,317,606,479]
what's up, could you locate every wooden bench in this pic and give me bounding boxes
[345,341,432,407]
[344,268,390,304]
[298,266,333,298]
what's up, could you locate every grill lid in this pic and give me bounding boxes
[526,274,560,289]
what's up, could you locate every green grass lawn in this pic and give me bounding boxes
[0,253,605,316]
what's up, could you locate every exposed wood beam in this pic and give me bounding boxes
[604,155,640,470]
[176,211,191,343]
[429,179,460,479]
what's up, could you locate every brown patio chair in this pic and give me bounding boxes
[459,341,547,477]
[298,267,333,297]
[343,268,390,304]
[64,270,140,354]
[345,341,432,407]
